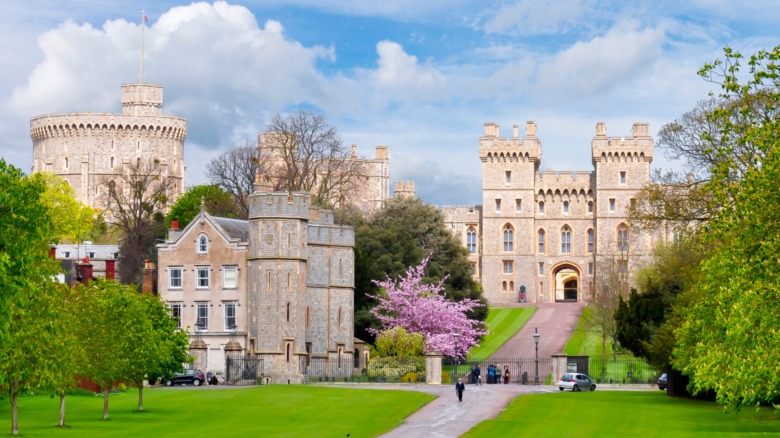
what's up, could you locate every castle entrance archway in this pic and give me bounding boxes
[553,265,580,302]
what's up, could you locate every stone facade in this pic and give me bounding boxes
[444,121,656,304]
[157,184,355,383]
[30,83,186,212]
[157,211,249,375]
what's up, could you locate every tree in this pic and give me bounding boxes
[344,197,487,343]
[167,184,239,228]
[125,294,191,411]
[33,172,97,243]
[0,280,69,435]
[586,251,633,365]
[672,46,780,410]
[74,279,147,419]
[206,142,260,218]
[262,110,366,208]
[103,158,173,286]
[369,256,487,359]
[374,326,424,358]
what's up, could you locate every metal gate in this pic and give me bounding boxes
[225,355,264,386]
[442,357,552,385]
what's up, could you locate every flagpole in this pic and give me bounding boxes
[140,10,145,83]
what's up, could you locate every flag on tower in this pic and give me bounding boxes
[144,15,149,21]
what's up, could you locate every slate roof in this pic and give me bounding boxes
[212,216,249,242]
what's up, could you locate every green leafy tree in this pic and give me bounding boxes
[167,184,239,228]
[0,280,68,435]
[673,46,780,410]
[33,172,97,243]
[374,327,424,358]
[125,294,191,411]
[74,278,147,419]
[344,197,486,343]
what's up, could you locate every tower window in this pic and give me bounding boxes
[609,199,616,212]
[506,171,511,184]
[495,199,501,213]
[538,229,545,253]
[588,229,595,253]
[467,227,477,254]
[503,260,513,274]
[620,171,626,184]
[563,201,569,214]
[561,226,571,254]
[516,199,522,212]
[538,202,544,214]
[588,201,593,213]
[503,224,514,252]
[539,262,544,275]
[618,225,629,253]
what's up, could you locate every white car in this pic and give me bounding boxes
[559,373,596,391]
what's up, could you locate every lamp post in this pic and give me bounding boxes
[533,328,540,385]
[453,331,460,379]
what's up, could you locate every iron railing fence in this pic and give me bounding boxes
[443,357,552,385]
[304,356,426,384]
[225,355,264,386]
[587,357,661,384]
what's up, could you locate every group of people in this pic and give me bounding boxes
[486,364,510,384]
[456,364,512,402]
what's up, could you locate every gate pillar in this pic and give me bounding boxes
[425,352,443,384]
[551,353,568,383]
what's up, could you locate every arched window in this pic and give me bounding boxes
[672,226,681,243]
[306,307,310,327]
[503,224,514,252]
[509,281,514,292]
[538,201,545,214]
[136,157,141,167]
[563,201,569,214]
[561,226,571,253]
[502,281,507,292]
[197,235,208,254]
[110,156,115,168]
[467,227,477,254]
[588,201,593,213]
[587,229,595,253]
[538,229,545,253]
[618,225,629,252]
[286,302,291,322]
[64,157,68,168]
[338,307,343,329]
[286,343,291,363]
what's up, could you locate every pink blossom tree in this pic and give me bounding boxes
[369,256,487,359]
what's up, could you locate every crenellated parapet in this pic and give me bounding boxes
[479,121,541,163]
[30,113,187,141]
[591,121,653,164]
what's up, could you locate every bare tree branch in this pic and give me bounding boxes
[205,142,260,218]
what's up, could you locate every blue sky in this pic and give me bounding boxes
[2,0,778,206]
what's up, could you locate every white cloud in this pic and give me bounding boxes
[3,1,356,153]
[480,0,588,35]
[534,22,665,99]
[363,40,448,106]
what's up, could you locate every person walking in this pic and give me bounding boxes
[474,365,482,385]
[503,365,510,384]
[487,364,495,385]
[456,378,465,402]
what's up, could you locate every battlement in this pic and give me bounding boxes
[249,191,310,220]
[30,112,187,140]
[591,121,653,163]
[479,121,541,162]
[393,181,415,199]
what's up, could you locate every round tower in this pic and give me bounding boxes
[30,83,187,211]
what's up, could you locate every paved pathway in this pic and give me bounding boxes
[376,302,586,437]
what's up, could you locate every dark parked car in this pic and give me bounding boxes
[658,373,667,390]
[164,369,206,386]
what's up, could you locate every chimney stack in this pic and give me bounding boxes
[78,256,93,286]
[142,260,158,295]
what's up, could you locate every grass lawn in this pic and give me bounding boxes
[469,307,535,358]
[463,391,780,437]
[0,386,434,437]
[563,306,615,357]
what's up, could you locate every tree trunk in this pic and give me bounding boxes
[11,389,18,435]
[103,389,110,419]
[59,391,66,427]
[138,380,144,411]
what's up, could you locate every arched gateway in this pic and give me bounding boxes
[553,265,580,302]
